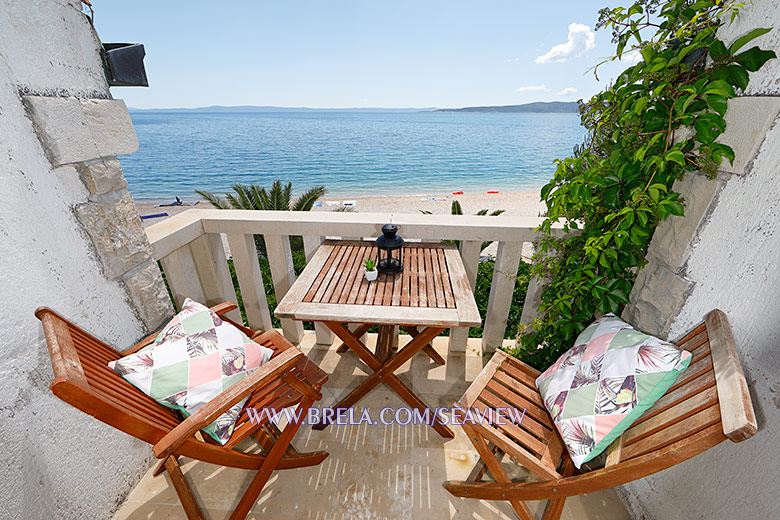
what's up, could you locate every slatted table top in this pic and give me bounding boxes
[276,240,481,327]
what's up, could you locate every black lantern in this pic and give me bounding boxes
[376,224,404,274]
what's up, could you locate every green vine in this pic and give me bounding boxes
[511,0,775,369]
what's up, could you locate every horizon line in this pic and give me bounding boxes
[127,100,577,111]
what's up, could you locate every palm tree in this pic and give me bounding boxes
[197,181,326,256]
[197,181,325,212]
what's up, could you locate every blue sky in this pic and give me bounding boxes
[93,0,632,109]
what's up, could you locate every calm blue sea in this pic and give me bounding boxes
[120,111,585,201]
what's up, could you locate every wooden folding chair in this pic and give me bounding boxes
[36,302,328,520]
[443,310,757,519]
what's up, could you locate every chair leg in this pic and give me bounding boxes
[541,458,575,520]
[164,456,206,520]
[462,423,535,520]
[229,396,316,520]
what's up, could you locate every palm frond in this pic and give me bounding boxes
[269,181,285,210]
[420,210,433,215]
[489,209,506,216]
[196,190,231,209]
[225,192,243,209]
[282,182,294,210]
[451,200,463,215]
[475,208,489,216]
[292,185,327,211]
[232,184,256,210]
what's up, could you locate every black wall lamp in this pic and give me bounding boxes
[101,43,149,87]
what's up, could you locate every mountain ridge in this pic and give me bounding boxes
[431,101,579,113]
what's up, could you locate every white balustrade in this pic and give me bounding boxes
[146,209,567,350]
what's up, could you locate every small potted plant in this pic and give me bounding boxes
[363,258,378,281]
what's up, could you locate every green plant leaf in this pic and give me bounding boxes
[729,27,772,54]
[736,46,778,72]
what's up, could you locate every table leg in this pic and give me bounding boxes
[404,325,446,365]
[336,323,371,354]
[375,325,394,362]
[317,321,454,438]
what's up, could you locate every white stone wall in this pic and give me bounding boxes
[0,1,172,518]
[620,1,780,518]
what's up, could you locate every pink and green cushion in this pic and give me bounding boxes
[108,299,273,444]
[535,314,691,469]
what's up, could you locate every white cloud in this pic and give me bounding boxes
[504,57,520,63]
[620,50,643,64]
[515,85,551,92]
[535,23,596,64]
[558,87,577,97]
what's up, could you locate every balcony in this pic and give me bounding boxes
[125,209,630,518]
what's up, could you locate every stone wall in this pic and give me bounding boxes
[619,1,780,518]
[0,1,172,518]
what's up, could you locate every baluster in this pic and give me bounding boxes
[482,241,522,352]
[226,233,273,332]
[520,242,544,328]
[265,233,304,344]
[159,245,206,310]
[189,233,242,322]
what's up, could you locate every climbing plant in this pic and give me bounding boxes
[512,0,775,369]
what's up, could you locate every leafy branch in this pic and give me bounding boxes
[511,0,775,369]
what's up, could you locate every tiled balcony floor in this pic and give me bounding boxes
[114,332,631,520]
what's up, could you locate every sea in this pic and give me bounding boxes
[120,111,586,201]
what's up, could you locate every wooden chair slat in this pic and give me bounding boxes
[479,386,553,442]
[472,399,549,457]
[672,321,707,347]
[483,378,554,431]
[688,339,711,365]
[456,350,506,409]
[621,386,718,446]
[85,378,182,430]
[467,403,562,481]
[539,434,566,472]
[501,354,542,378]
[492,369,547,409]
[668,353,713,392]
[635,368,716,424]
[620,404,721,461]
[679,329,709,353]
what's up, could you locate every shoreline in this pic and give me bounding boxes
[136,189,546,225]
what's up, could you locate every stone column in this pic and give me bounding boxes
[24,95,174,333]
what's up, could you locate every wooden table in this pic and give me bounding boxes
[276,239,481,438]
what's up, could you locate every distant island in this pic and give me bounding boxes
[431,101,579,113]
[128,105,437,113]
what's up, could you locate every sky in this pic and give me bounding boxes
[92,0,634,109]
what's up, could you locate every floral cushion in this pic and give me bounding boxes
[109,299,273,444]
[536,314,691,468]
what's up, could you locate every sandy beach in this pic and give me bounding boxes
[136,190,546,225]
[137,190,545,260]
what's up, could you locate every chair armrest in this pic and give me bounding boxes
[153,347,304,459]
[211,302,238,316]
